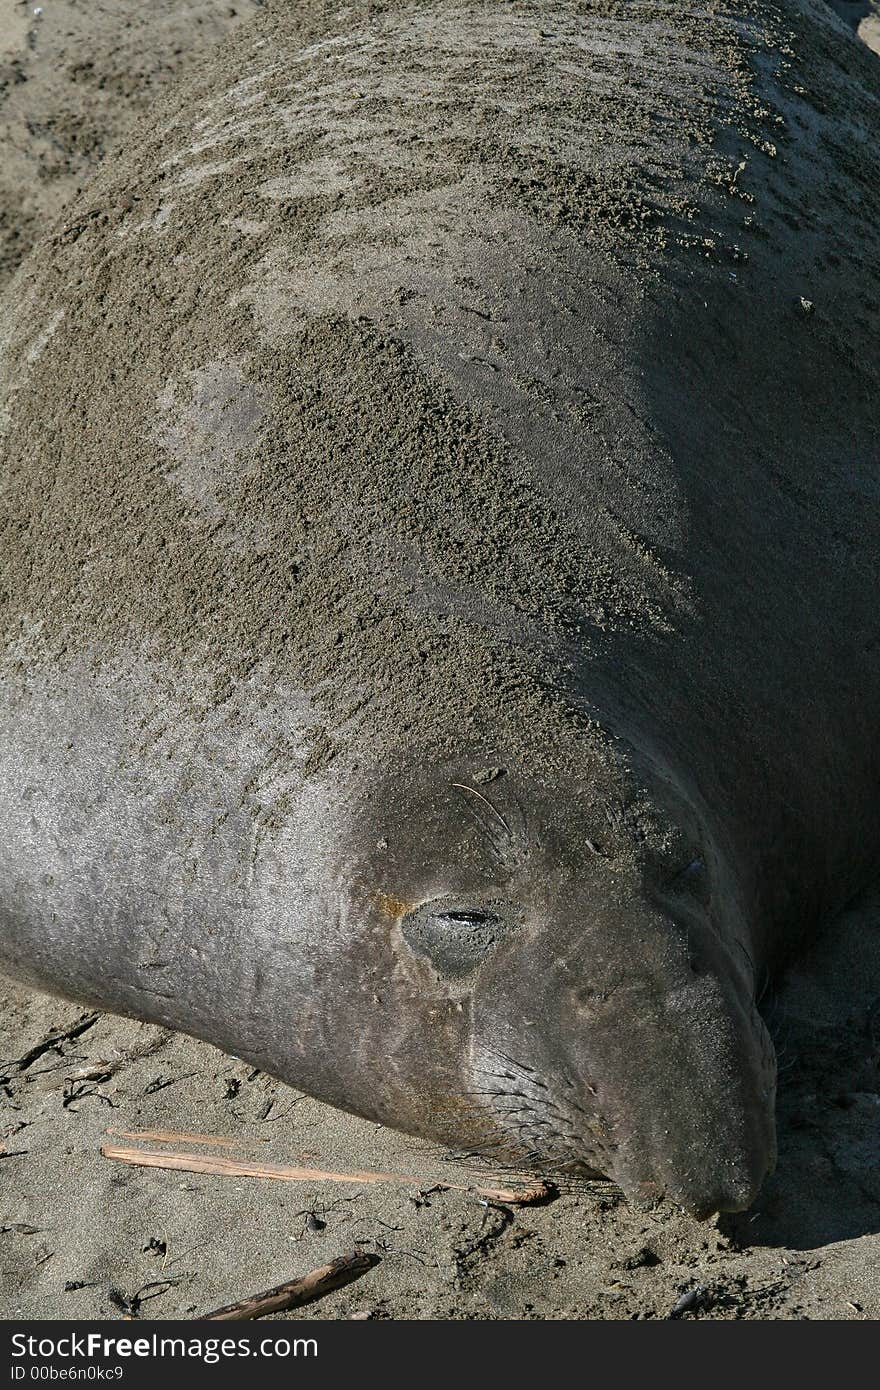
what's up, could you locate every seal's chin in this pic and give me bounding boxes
[485,1088,775,1220]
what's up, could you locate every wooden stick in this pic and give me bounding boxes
[473,1182,550,1204]
[14,1014,98,1071]
[102,1146,421,1185]
[199,1252,379,1321]
[106,1127,265,1149]
[100,1144,550,1204]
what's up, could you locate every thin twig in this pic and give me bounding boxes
[473,1182,550,1204]
[11,1015,99,1071]
[451,782,512,836]
[106,1127,266,1149]
[199,1252,379,1320]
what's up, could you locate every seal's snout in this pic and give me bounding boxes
[610,1120,775,1221]
[600,971,777,1220]
[624,1144,772,1220]
[475,892,777,1221]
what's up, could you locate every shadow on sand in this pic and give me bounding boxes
[719,883,880,1250]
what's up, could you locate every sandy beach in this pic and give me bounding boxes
[1,1,879,1321]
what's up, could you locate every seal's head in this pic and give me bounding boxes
[338,750,776,1219]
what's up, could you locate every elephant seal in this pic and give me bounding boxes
[1,0,878,1218]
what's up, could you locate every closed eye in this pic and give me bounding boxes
[400,898,523,980]
[439,910,493,926]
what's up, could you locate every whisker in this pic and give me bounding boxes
[451,783,512,838]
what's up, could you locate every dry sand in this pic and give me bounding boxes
[0,0,264,290]
[1,0,879,1321]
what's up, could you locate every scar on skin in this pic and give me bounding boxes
[375,891,413,920]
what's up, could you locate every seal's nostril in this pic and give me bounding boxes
[685,1203,716,1222]
[634,1177,664,1204]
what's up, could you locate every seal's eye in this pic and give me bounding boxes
[439,910,491,926]
[400,899,521,980]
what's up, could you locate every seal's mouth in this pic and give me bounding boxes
[466,1069,776,1218]
[540,1138,777,1219]
[469,971,778,1220]
[615,1138,777,1219]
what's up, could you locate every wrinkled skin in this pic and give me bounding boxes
[0,672,776,1217]
[336,755,777,1217]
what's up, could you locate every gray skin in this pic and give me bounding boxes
[1,0,879,1219]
